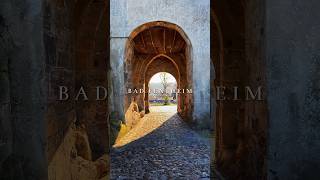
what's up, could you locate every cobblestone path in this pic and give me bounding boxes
[110,106,212,179]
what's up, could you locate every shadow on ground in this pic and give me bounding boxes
[110,113,212,179]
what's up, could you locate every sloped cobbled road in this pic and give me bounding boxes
[110,106,212,179]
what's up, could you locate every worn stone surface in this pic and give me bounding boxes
[111,106,211,179]
[0,0,47,179]
[0,11,12,170]
[48,122,108,180]
[124,101,142,129]
[0,0,110,179]
[211,1,269,179]
[266,0,320,179]
[44,1,110,179]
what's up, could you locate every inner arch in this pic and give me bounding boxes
[148,72,178,112]
[124,21,193,123]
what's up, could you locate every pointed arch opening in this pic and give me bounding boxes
[124,21,193,124]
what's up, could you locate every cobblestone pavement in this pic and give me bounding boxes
[111,106,212,179]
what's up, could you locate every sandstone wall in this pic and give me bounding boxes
[48,122,108,180]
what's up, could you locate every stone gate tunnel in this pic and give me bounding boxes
[2,0,319,180]
[123,21,194,124]
[111,21,211,127]
[110,20,213,179]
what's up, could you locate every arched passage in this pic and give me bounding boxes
[144,55,180,113]
[109,1,211,179]
[148,72,178,112]
[124,21,193,125]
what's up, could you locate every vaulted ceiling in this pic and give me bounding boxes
[132,26,186,54]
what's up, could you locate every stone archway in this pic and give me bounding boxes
[123,21,193,124]
[147,71,178,111]
[144,56,180,114]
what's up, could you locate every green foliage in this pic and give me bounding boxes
[163,95,170,105]
[149,102,176,106]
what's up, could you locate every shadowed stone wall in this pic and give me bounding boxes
[44,0,77,163]
[266,0,320,179]
[211,0,320,179]
[0,0,47,179]
[44,0,110,179]
[211,0,268,179]
[0,0,110,179]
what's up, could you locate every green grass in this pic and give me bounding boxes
[149,102,177,106]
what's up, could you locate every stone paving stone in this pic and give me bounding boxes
[111,106,212,179]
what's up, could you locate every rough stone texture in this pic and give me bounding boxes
[124,101,142,129]
[0,0,111,179]
[44,0,110,177]
[44,0,77,163]
[111,106,211,179]
[48,122,108,180]
[0,0,47,179]
[109,37,125,120]
[0,9,12,172]
[266,0,320,179]
[110,0,211,128]
[211,0,268,179]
